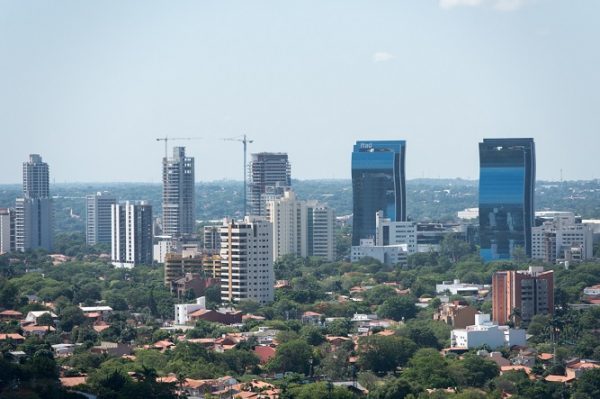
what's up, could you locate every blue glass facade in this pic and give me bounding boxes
[352,140,406,245]
[479,138,535,261]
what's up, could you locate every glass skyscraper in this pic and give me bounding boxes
[351,140,406,245]
[479,138,535,261]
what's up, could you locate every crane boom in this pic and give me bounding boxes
[156,136,203,159]
[220,134,254,216]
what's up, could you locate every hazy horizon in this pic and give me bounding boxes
[1,177,598,186]
[1,1,599,184]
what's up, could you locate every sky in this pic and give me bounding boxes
[1,0,599,184]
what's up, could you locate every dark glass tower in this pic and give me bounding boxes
[479,138,535,261]
[351,140,406,245]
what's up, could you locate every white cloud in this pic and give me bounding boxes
[439,0,483,9]
[493,0,527,11]
[373,52,396,63]
[439,0,529,11]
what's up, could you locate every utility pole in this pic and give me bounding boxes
[221,134,254,216]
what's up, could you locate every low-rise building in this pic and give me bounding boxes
[188,308,242,325]
[24,311,57,324]
[79,306,113,320]
[434,301,479,329]
[435,280,488,296]
[351,239,408,266]
[450,314,526,349]
[175,297,206,325]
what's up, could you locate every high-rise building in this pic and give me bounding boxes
[162,147,195,237]
[220,217,274,304]
[15,154,53,252]
[23,154,49,199]
[15,198,53,252]
[86,192,117,246]
[248,153,291,216]
[479,138,535,261]
[266,190,336,262]
[532,211,594,263]
[0,208,15,254]
[111,201,153,268]
[492,266,553,326]
[309,203,336,261]
[203,225,221,253]
[351,141,406,245]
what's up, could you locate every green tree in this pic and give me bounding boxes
[288,382,357,399]
[402,348,455,389]
[358,336,417,373]
[452,353,499,388]
[377,296,417,321]
[268,339,313,375]
[317,348,350,380]
[573,368,600,398]
[367,377,421,399]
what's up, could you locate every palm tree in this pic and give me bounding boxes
[509,307,522,328]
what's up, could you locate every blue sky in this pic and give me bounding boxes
[1,0,598,183]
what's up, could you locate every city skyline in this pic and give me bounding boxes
[1,1,599,184]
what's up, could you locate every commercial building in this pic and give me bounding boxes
[350,239,408,266]
[492,266,554,326]
[450,314,527,349]
[532,211,594,263]
[374,210,417,253]
[110,201,153,268]
[15,154,53,252]
[351,140,406,245]
[162,147,195,237]
[479,138,535,261]
[0,208,15,254]
[86,192,116,246]
[247,152,291,216]
[220,217,274,304]
[436,280,489,297]
[266,190,336,261]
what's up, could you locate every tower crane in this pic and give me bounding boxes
[155,136,203,159]
[221,134,254,216]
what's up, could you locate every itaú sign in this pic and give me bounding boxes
[360,143,373,150]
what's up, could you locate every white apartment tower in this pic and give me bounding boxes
[220,217,274,304]
[111,202,153,268]
[532,211,594,263]
[15,154,53,252]
[0,208,15,254]
[310,204,336,261]
[266,190,336,262]
[248,152,291,216]
[86,192,117,245]
[162,147,195,237]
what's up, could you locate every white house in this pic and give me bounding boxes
[174,297,206,325]
[450,314,526,349]
[25,311,58,324]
